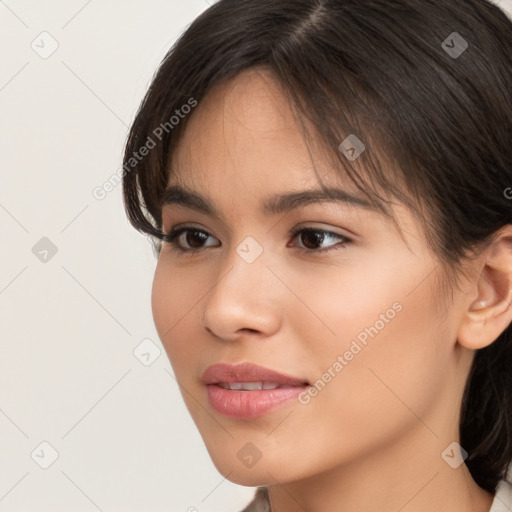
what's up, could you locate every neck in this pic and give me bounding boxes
[267,425,494,512]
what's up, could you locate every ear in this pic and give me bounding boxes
[457,225,512,350]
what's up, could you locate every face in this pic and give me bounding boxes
[151,68,473,486]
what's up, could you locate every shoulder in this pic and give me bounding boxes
[238,486,271,512]
[490,478,512,511]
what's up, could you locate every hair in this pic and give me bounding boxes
[122,0,512,494]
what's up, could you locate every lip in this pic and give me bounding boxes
[202,362,310,419]
[201,362,309,386]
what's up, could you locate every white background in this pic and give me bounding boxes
[1,1,511,511]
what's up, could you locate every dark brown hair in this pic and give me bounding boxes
[122,0,512,493]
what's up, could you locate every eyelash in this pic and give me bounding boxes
[162,225,352,255]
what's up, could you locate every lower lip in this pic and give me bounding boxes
[206,384,307,419]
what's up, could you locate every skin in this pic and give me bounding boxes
[151,68,512,512]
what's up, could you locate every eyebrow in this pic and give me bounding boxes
[160,184,377,217]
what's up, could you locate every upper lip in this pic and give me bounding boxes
[201,362,309,386]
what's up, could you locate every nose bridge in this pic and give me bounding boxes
[201,234,281,338]
[208,233,269,308]
[217,232,270,294]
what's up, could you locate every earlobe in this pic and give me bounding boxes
[457,226,512,351]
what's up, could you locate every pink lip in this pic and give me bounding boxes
[201,362,309,386]
[202,362,309,419]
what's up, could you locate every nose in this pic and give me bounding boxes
[200,242,283,342]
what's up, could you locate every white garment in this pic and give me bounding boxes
[489,478,512,511]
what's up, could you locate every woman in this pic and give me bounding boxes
[122,0,512,510]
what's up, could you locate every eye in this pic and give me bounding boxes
[163,225,219,254]
[289,227,351,254]
[162,225,352,255]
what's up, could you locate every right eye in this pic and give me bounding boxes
[163,226,220,254]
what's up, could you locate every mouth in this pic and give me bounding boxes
[201,361,310,387]
[201,362,310,419]
[216,381,309,390]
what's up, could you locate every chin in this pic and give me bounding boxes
[224,471,272,487]
[210,453,262,483]
[207,449,298,487]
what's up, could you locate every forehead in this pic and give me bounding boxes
[161,70,422,249]
[190,68,299,136]
[168,68,348,194]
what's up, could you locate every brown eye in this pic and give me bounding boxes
[182,230,209,249]
[163,227,219,253]
[299,230,326,249]
[290,228,352,254]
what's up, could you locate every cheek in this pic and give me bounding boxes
[151,261,172,343]
[299,269,451,450]
[150,259,201,363]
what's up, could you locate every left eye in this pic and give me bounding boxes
[289,227,351,253]
[162,226,351,254]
